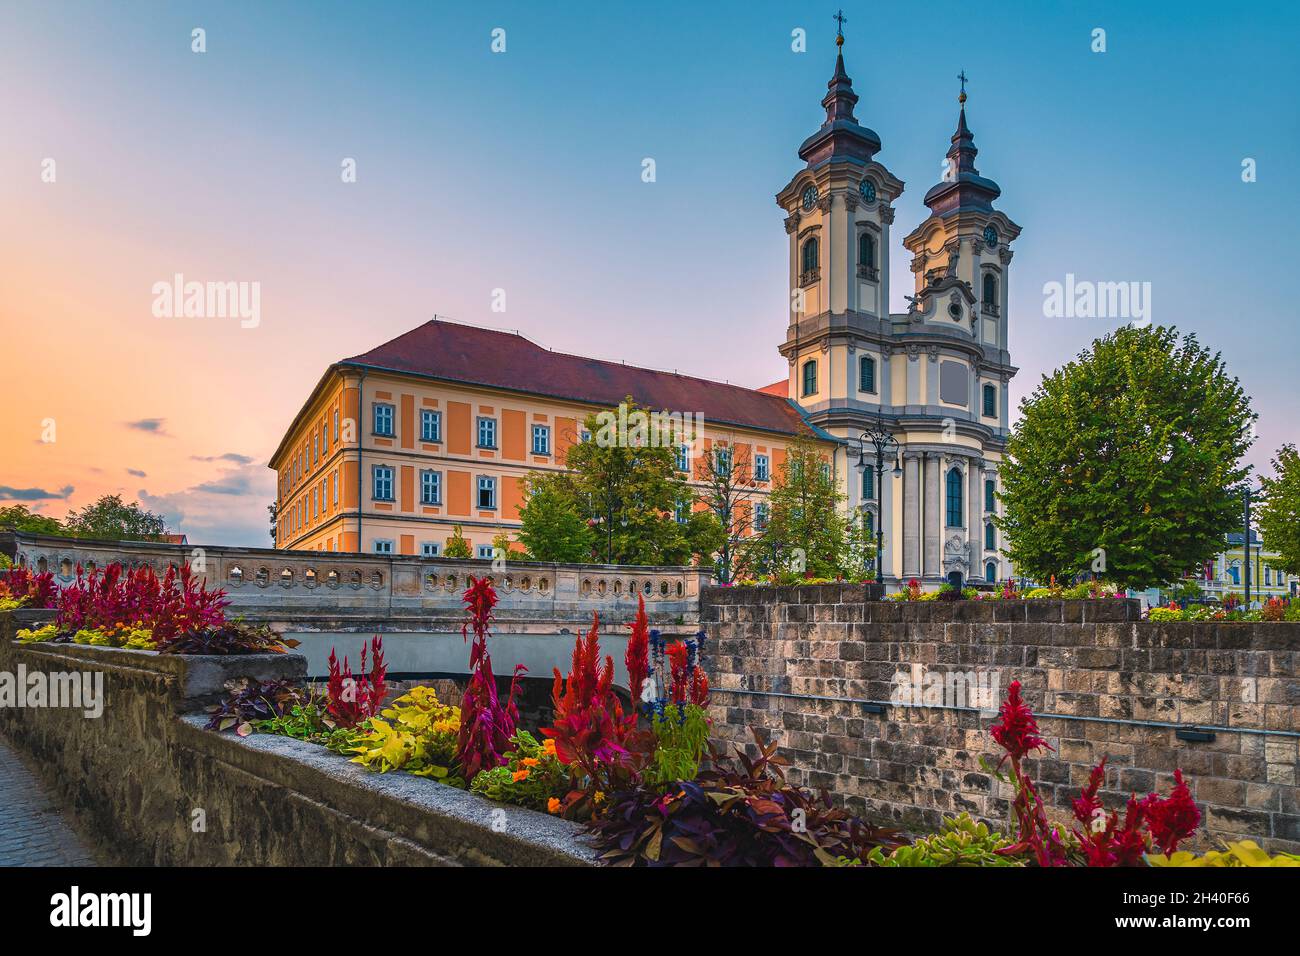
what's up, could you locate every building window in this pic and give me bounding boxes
[532,424,551,455]
[858,232,876,269]
[675,500,689,525]
[420,470,441,505]
[675,444,691,472]
[373,403,394,436]
[476,476,497,509]
[421,541,440,558]
[374,539,394,555]
[372,465,394,501]
[754,454,769,482]
[754,502,769,531]
[945,467,963,528]
[714,448,732,476]
[477,417,497,449]
[985,522,995,550]
[982,383,997,418]
[859,355,876,394]
[420,409,442,443]
[863,510,873,536]
[801,359,818,397]
[800,236,820,285]
[985,478,996,513]
[333,409,340,443]
[861,463,875,500]
[982,273,999,315]
[476,544,495,560]
[985,561,997,584]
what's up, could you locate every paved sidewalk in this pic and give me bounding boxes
[0,736,99,866]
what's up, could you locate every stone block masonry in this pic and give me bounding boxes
[702,585,1300,854]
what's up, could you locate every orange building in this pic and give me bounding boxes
[269,320,825,559]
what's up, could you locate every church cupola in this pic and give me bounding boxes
[797,30,882,168]
[921,79,1001,216]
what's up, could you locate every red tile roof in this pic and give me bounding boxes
[341,320,814,437]
[757,379,790,397]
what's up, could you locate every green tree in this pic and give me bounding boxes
[516,472,596,562]
[267,501,278,545]
[63,494,168,541]
[998,325,1254,589]
[744,436,873,579]
[0,504,66,536]
[693,435,760,583]
[444,524,472,559]
[518,398,717,567]
[1257,444,1300,576]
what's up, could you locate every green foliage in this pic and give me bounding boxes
[0,504,65,536]
[341,685,464,785]
[521,398,711,566]
[516,472,596,562]
[63,494,168,541]
[1257,444,1300,577]
[1147,840,1300,867]
[444,524,472,559]
[469,731,569,810]
[641,703,710,787]
[15,623,61,644]
[255,693,336,742]
[868,813,1022,867]
[742,436,874,580]
[998,326,1254,589]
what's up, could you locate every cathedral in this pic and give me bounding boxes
[773,32,1018,589]
[270,32,1017,592]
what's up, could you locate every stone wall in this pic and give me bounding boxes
[702,585,1300,854]
[0,611,595,866]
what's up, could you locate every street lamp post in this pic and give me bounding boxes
[854,415,903,587]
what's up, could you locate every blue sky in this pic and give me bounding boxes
[1,0,1296,542]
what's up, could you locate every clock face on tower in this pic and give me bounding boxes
[801,185,819,211]
[983,225,998,248]
[859,179,876,204]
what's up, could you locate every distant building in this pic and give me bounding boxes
[1198,530,1297,601]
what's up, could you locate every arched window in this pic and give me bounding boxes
[801,359,818,397]
[859,354,876,394]
[800,237,819,281]
[985,562,997,584]
[985,522,995,550]
[858,233,875,269]
[945,467,963,527]
[982,383,997,417]
[983,273,997,305]
[861,463,875,500]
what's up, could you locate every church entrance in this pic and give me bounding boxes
[946,571,964,590]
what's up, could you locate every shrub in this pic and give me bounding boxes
[15,623,60,644]
[470,731,568,810]
[162,620,297,655]
[586,729,904,867]
[1147,841,1300,868]
[639,703,709,788]
[444,525,472,559]
[205,678,304,736]
[869,813,1020,867]
[344,687,464,785]
[57,563,227,644]
[0,566,56,609]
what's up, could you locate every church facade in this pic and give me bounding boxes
[775,35,1018,588]
[270,35,1017,590]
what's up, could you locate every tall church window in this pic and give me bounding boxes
[861,463,875,500]
[800,237,820,284]
[945,467,963,528]
[982,273,999,315]
[801,359,818,397]
[983,383,997,417]
[985,522,995,550]
[859,354,876,394]
[859,233,875,269]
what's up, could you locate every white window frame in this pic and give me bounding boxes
[476,417,497,449]
[420,408,442,443]
[373,403,395,437]
[373,539,394,555]
[532,424,551,455]
[372,465,394,501]
[421,541,441,558]
[754,454,769,482]
[476,475,497,509]
[420,469,442,505]
[476,544,495,560]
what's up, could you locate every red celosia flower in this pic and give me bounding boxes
[625,594,650,705]
[456,576,523,783]
[1071,756,1107,827]
[989,680,1053,767]
[326,635,388,727]
[1144,770,1200,856]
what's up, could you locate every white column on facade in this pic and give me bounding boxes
[923,452,941,578]
[968,457,983,582]
[902,451,921,577]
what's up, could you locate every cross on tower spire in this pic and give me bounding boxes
[957,69,969,105]
[833,9,847,41]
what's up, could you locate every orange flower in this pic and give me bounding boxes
[520,757,540,767]
[547,797,561,814]
[512,769,530,782]
[541,738,556,754]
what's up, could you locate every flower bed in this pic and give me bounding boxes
[192,576,1298,867]
[8,561,295,654]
